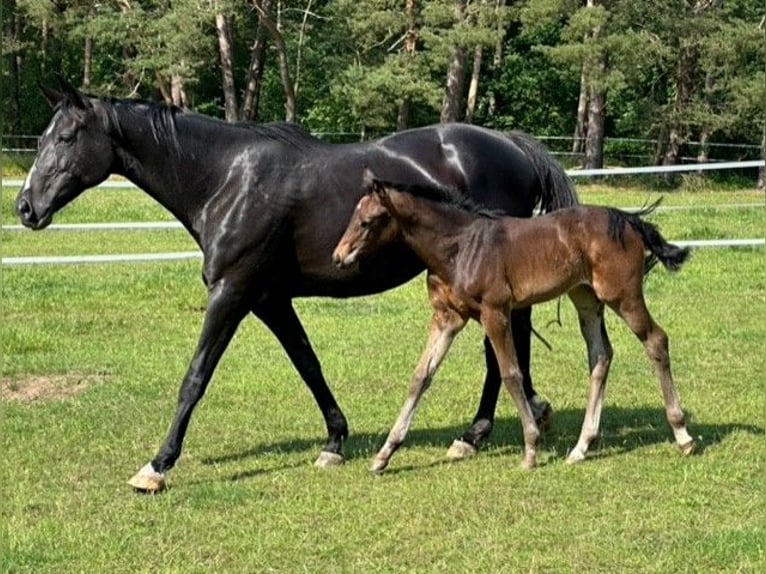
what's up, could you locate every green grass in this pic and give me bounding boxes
[1,184,765,573]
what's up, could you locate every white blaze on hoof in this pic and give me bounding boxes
[128,462,167,493]
[314,451,344,468]
[445,439,478,461]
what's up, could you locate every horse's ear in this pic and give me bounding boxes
[362,166,376,191]
[39,81,65,109]
[370,179,388,196]
[55,74,92,110]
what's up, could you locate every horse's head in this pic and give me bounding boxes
[16,76,114,230]
[333,170,401,269]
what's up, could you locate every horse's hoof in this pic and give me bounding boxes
[679,440,695,456]
[314,451,345,468]
[445,439,478,461]
[128,463,167,493]
[520,456,536,471]
[530,398,554,431]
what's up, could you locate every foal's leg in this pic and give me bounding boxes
[566,286,614,464]
[128,279,249,492]
[371,305,467,473]
[482,307,540,469]
[610,295,694,455]
[449,308,552,460]
[254,298,349,468]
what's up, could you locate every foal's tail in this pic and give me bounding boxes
[508,131,579,212]
[607,200,691,273]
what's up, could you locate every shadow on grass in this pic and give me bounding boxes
[201,405,763,478]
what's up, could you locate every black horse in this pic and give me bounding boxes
[16,77,578,491]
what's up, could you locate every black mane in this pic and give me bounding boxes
[377,179,500,219]
[82,94,319,150]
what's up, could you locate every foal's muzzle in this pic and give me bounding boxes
[332,249,357,269]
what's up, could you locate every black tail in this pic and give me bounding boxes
[607,199,690,273]
[508,131,579,213]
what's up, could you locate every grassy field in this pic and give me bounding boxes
[2,182,764,573]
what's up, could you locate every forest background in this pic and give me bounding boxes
[2,0,765,184]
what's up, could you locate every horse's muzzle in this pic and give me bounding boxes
[16,195,50,230]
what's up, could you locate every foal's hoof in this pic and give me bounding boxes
[565,448,586,465]
[369,457,389,475]
[530,398,554,432]
[445,439,478,461]
[128,463,167,493]
[314,451,345,469]
[679,440,695,457]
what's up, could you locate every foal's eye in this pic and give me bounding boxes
[59,131,76,143]
[360,220,371,229]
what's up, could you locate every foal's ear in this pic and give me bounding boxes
[56,74,92,110]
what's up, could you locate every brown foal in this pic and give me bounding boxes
[333,173,695,472]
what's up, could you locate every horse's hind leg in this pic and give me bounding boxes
[371,303,467,473]
[611,294,694,455]
[254,298,350,468]
[566,286,613,464]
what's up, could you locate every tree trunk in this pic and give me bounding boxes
[465,45,483,124]
[397,0,418,130]
[7,2,23,132]
[83,37,93,90]
[242,0,271,122]
[440,0,467,123]
[585,85,605,169]
[171,73,188,108]
[487,0,505,119]
[293,0,314,103]
[215,8,238,121]
[253,0,297,122]
[573,66,588,157]
[582,0,605,169]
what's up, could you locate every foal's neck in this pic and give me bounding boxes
[388,191,481,282]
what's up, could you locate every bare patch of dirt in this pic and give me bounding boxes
[1,373,112,403]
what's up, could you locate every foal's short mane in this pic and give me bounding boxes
[378,179,500,218]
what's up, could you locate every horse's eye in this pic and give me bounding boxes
[59,132,76,143]
[360,220,370,229]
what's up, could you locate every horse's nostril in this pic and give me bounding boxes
[17,197,31,216]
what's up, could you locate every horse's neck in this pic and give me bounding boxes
[111,107,242,235]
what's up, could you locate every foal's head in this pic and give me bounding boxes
[332,173,400,269]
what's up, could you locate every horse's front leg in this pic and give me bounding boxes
[254,298,349,468]
[128,279,249,492]
[371,303,467,474]
[481,306,540,469]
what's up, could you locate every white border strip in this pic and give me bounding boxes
[2,240,763,266]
